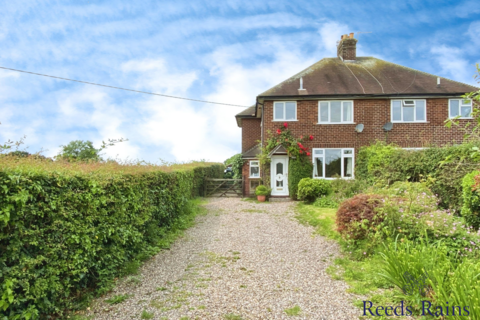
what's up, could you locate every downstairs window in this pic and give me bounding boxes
[312,148,354,179]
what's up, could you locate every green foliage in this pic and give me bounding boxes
[288,157,313,200]
[0,158,222,319]
[255,185,270,196]
[224,154,243,179]
[379,238,480,318]
[141,310,154,319]
[462,171,480,228]
[297,178,331,202]
[312,196,338,208]
[284,305,301,316]
[329,178,367,203]
[57,138,127,162]
[356,141,480,213]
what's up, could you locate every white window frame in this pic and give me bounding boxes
[312,148,354,180]
[317,100,354,124]
[273,101,297,121]
[390,99,427,123]
[249,160,260,178]
[449,99,473,119]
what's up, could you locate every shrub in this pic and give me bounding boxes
[329,178,368,203]
[461,171,480,228]
[336,194,384,240]
[288,157,313,200]
[255,185,270,196]
[0,158,223,319]
[313,195,339,208]
[297,178,331,202]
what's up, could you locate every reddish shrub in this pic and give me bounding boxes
[336,194,385,240]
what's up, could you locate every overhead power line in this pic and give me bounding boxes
[0,66,249,108]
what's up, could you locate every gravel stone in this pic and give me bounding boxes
[85,198,361,319]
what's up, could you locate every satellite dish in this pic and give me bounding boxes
[355,124,364,133]
[383,122,393,131]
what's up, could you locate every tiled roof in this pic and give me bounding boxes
[242,144,261,159]
[259,57,478,97]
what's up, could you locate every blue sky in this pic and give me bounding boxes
[0,0,479,162]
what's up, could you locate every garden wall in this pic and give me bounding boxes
[0,159,223,319]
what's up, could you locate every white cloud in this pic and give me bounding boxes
[431,45,471,82]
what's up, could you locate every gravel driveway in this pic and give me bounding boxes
[85,198,360,320]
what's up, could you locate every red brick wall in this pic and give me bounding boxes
[263,99,471,153]
[242,161,261,196]
[242,118,261,152]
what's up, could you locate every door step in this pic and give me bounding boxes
[269,197,292,202]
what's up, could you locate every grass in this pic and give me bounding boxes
[105,294,132,305]
[284,305,301,316]
[224,314,243,320]
[295,203,339,240]
[140,309,154,319]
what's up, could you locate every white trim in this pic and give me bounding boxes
[312,148,355,179]
[448,99,473,119]
[317,100,354,124]
[390,99,427,123]
[273,101,297,121]
[249,160,260,178]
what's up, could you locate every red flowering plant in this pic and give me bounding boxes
[258,124,313,165]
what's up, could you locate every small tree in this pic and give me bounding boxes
[224,153,243,179]
[57,138,127,162]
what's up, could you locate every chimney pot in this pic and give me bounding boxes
[337,33,358,61]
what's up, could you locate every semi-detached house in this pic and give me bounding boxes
[235,33,478,197]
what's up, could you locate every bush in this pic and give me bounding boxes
[461,171,480,228]
[313,195,339,208]
[330,178,368,203]
[297,178,331,202]
[0,158,223,319]
[336,194,384,240]
[356,141,480,213]
[255,185,270,196]
[288,157,313,200]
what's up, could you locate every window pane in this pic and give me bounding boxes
[251,161,259,166]
[276,162,283,175]
[415,100,425,121]
[276,180,283,187]
[403,106,414,121]
[343,102,353,122]
[320,102,329,122]
[331,101,341,122]
[314,149,323,155]
[450,100,459,117]
[274,102,284,120]
[314,157,323,178]
[285,102,296,120]
[343,157,353,178]
[392,101,402,121]
[325,149,341,178]
[461,106,472,117]
[343,150,353,154]
[250,167,259,177]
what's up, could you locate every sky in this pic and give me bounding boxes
[0,0,479,163]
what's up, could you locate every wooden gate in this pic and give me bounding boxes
[204,178,243,197]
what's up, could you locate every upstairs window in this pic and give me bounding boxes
[312,148,354,179]
[318,101,354,124]
[449,99,472,119]
[274,101,296,121]
[391,100,426,122]
[249,161,260,178]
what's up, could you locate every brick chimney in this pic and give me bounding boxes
[337,33,357,61]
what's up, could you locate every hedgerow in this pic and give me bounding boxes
[0,158,222,319]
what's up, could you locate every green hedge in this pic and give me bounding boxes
[462,170,480,228]
[0,160,222,319]
[356,141,480,211]
[288,157,313,200]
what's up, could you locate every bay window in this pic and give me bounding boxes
[313,148,354,179]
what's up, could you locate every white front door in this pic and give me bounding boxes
[271,156,289,196]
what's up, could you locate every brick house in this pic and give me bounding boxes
[235,33,478,197]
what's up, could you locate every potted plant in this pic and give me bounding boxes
[255,185,270,202]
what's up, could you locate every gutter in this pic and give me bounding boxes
[257,92,471,100]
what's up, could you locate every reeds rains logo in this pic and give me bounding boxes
[362,271,470,317]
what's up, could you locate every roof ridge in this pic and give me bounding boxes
[373,57,479,91]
